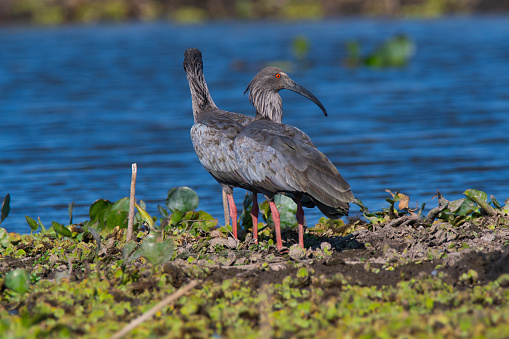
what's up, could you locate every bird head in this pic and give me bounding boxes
[245,67,328,117]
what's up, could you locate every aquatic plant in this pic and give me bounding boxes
[354,188,509,228]
[1,186,509,337]
[345,34,416,68]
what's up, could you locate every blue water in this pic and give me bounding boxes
[1,17,509,234]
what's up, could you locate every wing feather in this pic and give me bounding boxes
[234,120,354,209]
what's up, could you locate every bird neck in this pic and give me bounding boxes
[249,90,283,123]
[186,70,217,122]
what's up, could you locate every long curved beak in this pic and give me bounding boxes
[284,79,328,117]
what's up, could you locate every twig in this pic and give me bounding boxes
[127,163,137,242]
[110,280,199,339]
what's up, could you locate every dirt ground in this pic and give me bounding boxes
[194,216,509,289]
[1,215,508,291]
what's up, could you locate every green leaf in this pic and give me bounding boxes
[5,269,30,294]
[183,211,200,221]
[491,195,501,209]
[464,189,496,216]
[38,217,47,233]
[157,205,168,218]
[106,210,129,229]
[260,200,270,221]
[239,192,254,229]
[89,199,113,226]
[170,210,184,226]
[0,227,10,248]
[464,189,487,202]
[111,197,130,212]
[135,202,154,228]
[52,221,72,238]
[1,193,10,225]
[122,241,138,262]
[25,216,39,233]
[166,187,199,213]
[139,232,175,265]
[89,227,101,255]
[275,195,297,228]
[197,210,217,231]
[456,199,478,217]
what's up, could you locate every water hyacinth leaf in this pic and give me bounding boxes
[275,194,297,213]
[243,192,253,210]
[89,227,101,255]
[38,217,47,233]
[52,221,72,238]
[0,227,10,248]
[456,199,479,217]
[197,211,217,231]
[279,209,298,228]
[25,216,39,233]
[448,198,466,213]
[183,211,199,221]
[170,210,184,226]
[135,202,154,228]
[5,269,30,294]
[157,205,168,218]
[89,199,113,226]
[134,200,147,224]
[365,34,415,68]
[106,210,129,229]
[292,35,309,59]
[464,189,496,216]
[122,241,138,262]
[260,201,270,221]
[464,189,488,202]
[353,198,364,208]
[111,197,130,212]
[239,192,254,229]
[166,187,199,213]
[275,195,298,228]
[1,193,10,225]
[140,232,174,265]
[491,195,501,209]
[353,198,382,224]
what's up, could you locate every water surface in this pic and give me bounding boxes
[1,17,509,233]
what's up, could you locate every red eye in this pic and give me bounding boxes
[275,73,281,78]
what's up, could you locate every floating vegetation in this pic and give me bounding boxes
[1,187,509,337]
[345,34,416,68]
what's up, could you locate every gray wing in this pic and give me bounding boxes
[234,120,354,208]
[191,109,253,191]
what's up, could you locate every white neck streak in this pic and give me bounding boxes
[249,89,283,123]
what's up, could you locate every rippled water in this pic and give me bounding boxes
[1,17,509,234]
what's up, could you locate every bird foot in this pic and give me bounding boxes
[277,246,289,254]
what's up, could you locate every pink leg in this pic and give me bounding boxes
[269,201,283,250]
[251,193,259,243]
[296,197,305,248]
[227,194,238,239]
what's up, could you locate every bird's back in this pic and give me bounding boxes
[191,108,254,191]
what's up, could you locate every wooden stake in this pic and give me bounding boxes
[126,163,137,242]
